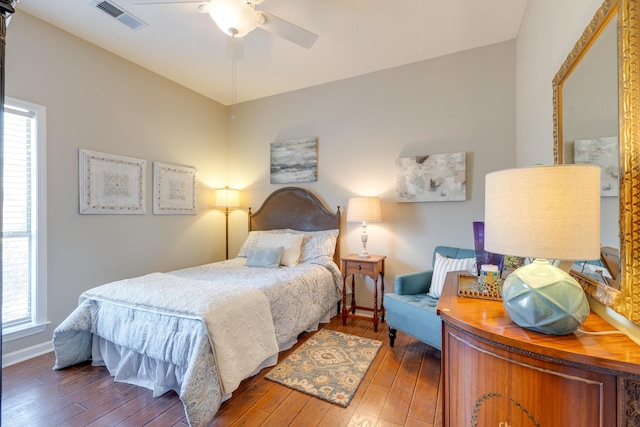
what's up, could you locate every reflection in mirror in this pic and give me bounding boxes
[560,12,620,290]
[561,15,619,250]
[551,0,640,322]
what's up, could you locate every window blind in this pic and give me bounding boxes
[3,106,36,327]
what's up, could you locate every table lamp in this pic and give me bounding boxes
[484,165,601,335]
[347,197,381,258]
[214,187,240,259]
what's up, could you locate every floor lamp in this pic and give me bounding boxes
[214,187,240,259]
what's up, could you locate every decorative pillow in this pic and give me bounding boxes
[237,231,262,258]
[256,232,304,267]
[428,252,476,298]
[299,229,339,263]
[245,246,284,268]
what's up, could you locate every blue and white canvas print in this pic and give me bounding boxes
[270,137,317,184]
[396,152,466,202]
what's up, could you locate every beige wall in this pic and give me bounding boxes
[3,11,228,358]
[516,0,605,166]
[228,40,516,307]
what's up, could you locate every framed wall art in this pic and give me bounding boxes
[153,162,197,215]
[396,152,467,202]
[79,149,146,214]
[573,136,619,197]
[270,137,317,184]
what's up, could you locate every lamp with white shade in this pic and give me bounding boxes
[484,164,600,335]
[347,197,381,259]
[214,187,240,260]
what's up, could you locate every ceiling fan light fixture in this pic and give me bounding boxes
[208,0,258,37]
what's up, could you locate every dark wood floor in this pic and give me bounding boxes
[2,316,442,426]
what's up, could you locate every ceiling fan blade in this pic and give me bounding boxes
[256,10,318,49]
[133,0,203,4]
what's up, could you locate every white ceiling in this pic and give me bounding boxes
[15,0,529,106]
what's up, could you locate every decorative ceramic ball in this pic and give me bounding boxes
[501,259,590,335]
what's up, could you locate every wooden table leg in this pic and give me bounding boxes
[341,274,347,325]
[373,275,379,332]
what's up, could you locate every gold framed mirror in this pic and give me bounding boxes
[553,0,640,324]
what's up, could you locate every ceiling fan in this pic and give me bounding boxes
[133,0,318,49]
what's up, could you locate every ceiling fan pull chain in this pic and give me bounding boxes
[231,29,238,121]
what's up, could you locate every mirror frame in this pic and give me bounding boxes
[553,0,640,323]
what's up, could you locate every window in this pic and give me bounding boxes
[2,97,48,341]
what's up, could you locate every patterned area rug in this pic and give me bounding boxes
[265,329,382,407]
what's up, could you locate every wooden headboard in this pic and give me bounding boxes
[248,187,341,263]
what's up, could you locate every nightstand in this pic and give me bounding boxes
[340,254,386,332]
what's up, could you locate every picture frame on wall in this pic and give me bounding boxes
[396,152,467,202]
[79,149,146,214]
[153,161,197,215]
[270,137,317,184]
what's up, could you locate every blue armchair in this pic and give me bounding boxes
[386,246,475,351]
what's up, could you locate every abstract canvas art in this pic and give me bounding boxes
[396,152,466,202]
[270,137,317,184]
[79,149,146,214]
[573,136,619,197]
[153,162,197,214]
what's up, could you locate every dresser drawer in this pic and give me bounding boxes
[343,259,376,276]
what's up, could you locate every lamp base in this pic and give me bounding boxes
[358,251,370,258]
[501,259,590,335]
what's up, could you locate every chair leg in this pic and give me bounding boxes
[389,327,396,347]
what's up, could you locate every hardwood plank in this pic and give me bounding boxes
[405,417,434,427]
[85,389,158,426]
[228,407,270,427]
[260,391,311,426]
[371,332,411,389]
[379,339,426,424]
[61,385,147,426]
[211,377,278,426]
[408,349,441,423]
[142,400,189,427]
[288,393,331,426]
[253,383,294,413]
[354,383,390,419]
[116,392,182,426]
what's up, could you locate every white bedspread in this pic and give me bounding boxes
[52,258,342,427]
[81,272,278,394]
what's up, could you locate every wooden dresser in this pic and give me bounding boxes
[437,271,640,427]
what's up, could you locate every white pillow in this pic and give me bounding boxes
[237,230,261,258]
[256,232,304,267]
[428,252,476,298]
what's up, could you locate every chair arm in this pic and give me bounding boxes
[394,270,434,295]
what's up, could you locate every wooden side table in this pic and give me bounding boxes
[341,254,386,332]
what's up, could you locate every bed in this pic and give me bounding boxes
[52,187,342,427]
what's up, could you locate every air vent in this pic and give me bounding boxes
[95,1,147,30]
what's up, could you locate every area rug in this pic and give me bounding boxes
[265,329,382,407]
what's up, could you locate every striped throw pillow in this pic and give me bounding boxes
[428,252,476,298]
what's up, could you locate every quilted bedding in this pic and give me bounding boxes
[52,257,342,427]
